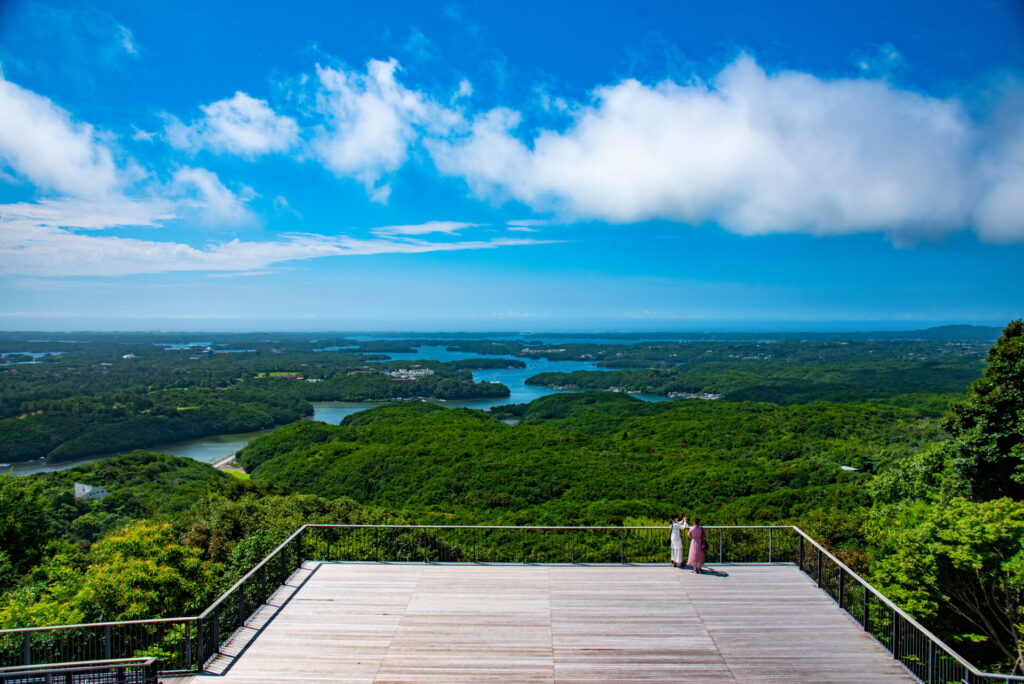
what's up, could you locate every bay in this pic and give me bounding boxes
[7,344,669,475]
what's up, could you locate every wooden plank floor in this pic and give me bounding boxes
[176,563,914,683]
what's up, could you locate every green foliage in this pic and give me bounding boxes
[241,394,941,528]
[868,498,1024,672]
[0,521,222,626]
[0,340,509,463]
[0,475,51,573]
[941,320,1024,500]
[527,357,982,407]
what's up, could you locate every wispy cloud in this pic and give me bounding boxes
[117,25,139,56]
[506,219,550,232]
[0,208,554,277]
[371,221,477,237]
[0,197,176,229]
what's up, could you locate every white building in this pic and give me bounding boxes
[74,483,109,500]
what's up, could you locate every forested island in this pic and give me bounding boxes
[0,340,513,463]
[1,323,1023,673]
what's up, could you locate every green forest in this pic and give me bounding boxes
[1,324,1023,673]
[0,343,512,463]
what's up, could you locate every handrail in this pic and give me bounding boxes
[790,526,1024,682]
[792,527,978,677]
[0,617,194,635]
[198,524,306,619]
[2,524,1022,681]
[304,523,794,530]
[0,657,155,673]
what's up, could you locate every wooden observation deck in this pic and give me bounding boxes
[178,562,913,683]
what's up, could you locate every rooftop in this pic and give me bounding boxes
[181,562,913,683]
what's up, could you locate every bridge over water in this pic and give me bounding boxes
[2,526,1021,683]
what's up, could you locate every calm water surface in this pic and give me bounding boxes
[8,345,670,476]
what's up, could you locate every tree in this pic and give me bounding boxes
[869,497,1024,673]
[942,320,1024,500]
[0,475,51,573]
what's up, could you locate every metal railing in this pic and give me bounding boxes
[0,657,158,684]
[789,526,1024,684]
[1,524,1022,683]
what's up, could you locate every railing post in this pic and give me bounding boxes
[104,624,111,660]
[279,545,286,584]
[197,617,204,670]
[891,608,899,659]
[838,569,845,609]
[816,549,822,588]
[718,529,723,564]
[213,605,221,654]
[768,528,773,563]
[297,527,304,565]
[619,530,624,564]
[863,590,870,633]
[927,639,935,684]
[23,631,30,665]
[521,527,525,564]
[261,564,267,605]
[239,583,247,626]
[799,534,804,571]
[186,619,192,670]
[571,532,575,564]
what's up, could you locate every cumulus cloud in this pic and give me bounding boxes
[312,58,460,202]
[972,93,1024,244]
[428,54,1024,243]
[0,71,120,197]
[166,91,299,157]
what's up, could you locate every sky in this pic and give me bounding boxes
[1,0,1023,332]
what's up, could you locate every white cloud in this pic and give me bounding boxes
[371,221,477,237]
[0,71,120,197]
[0,212,553,277]
[312,58,460,201]
[118,25,139,56]
[428,54,1024,243]
[452,78,473,102]
[132,128,157,142]
[171,167,256,226]
[973,95,1024,244]
[166,91,299,157]
[0,197,175,229]
[506,219,550,232]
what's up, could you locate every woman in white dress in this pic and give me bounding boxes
[669,515,688,567]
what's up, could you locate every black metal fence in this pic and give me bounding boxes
[791,527,1024,684]
[0,657,158,684]
[1,524,1022,683]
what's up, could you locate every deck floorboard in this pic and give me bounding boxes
[176,563,914,683]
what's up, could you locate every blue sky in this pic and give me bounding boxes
[1,0,1023,331]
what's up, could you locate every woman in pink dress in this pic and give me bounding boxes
[687,518,706,574]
